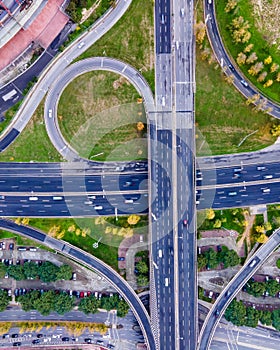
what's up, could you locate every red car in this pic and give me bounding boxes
[80,292,84,298]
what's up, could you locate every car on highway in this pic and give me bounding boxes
[84,338,93,344]
[228,64,235,71]
[183,219,188,226]
[263,174,273,179]
[77,41,85,49]
[180,8,185,17]
[228,191,237,196]
[240,79,248,87]
[48,109,52,118]
[257,166,266,171]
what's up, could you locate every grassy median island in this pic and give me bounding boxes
[0,101,63,162]
[24,215,148,271]
[57,71,147,162]
[195,0,278,156]
[77,0,155,91]
[215,0,280,103]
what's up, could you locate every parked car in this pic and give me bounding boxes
[9,243,14,250]
[62,337,69,341]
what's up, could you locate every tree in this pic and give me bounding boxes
[225,0,238,13]
[246,52,258,64]
[213,219,222,228]
[220,248,240,268]
[101,296,116,311]
[247,281,266,297]
[224,75,234,85]
[270,63,279,73]
[23,261,39,279]
[204,248,218,269]
[272,309,280,331]
[56,264,72,281]
[260,310,272,326]
[264,56,272,65]
[245,307,260,328]
[18,290,40,311]
[244,43,254,53]
[137,122,145,132]
[137,274,149,286]
[248,62,264,76]
[256,233,268,244]
[237,52,247,65]
[255,225,265,234]
[197,254,207,270]
[7,265,25,280]
[116,300,129,317]
[0,289,9,312]
[266,280,280,297]
[33,290,55,316]
[263,80,273,88]
[38,261,59,282]
[225,299,246,326]
[277,72,280,82]
[127,214,140,225]
[257,71,267,82]
[194,21,206,44]
[136,260,149,274]
[54,292,74,315]
[0,262,7,279]
[206,208,215,220]
[78,296,101,314]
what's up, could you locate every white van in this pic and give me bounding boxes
[228,192,237,196]
[53,196,63,200]
[161,96,166,106]
[48,109,52,118]
[165,278,169,287]
[158,249,163,258]
[94,205,103,210]
[29,196,38,201]
[262,188,270,193]
[125,199,133,204]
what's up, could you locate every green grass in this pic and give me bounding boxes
[0,101,63,162]
[76,0,154,90]
[215,0,280,103]
[26,216,148,271]
[197,208,246,235]
[57,71,147,161]
[196,41,277,156]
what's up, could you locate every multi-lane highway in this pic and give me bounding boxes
[198,227,280,350]
[150,1,196,349]
[0,218,156,350]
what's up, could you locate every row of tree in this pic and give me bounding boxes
[224,0,280,88]
[197,246,240,270]
[12,290,129,317]
[134,251,149,287]
[245,279,280,298]
[225,299,280,330]
[0,261,72,282]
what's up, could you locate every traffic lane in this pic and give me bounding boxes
[0,193,149,217]
[0,173,148,192]
[200,162,280,186]
[198,181,280,209]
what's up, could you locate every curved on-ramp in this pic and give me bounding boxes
[198,226,280,350]
[0,218,156,350]
[44,57,154,161]
[204,0,280,118]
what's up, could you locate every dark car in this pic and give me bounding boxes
[96,339,104,344]
[228,64,235,71]
[14,289,19,297]
[12,342,21,347]
[117,257,125,261]
[62,337,69,341]
[11,334,18,338]
[9,243,14,250]
[84,338,92,344]
[32,339,40,344]
[2,333,9,339]
[108,345,115,349]
[217,245,222,252]
[37,334,43,338]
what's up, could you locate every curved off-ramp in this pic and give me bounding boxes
[44,57,154,161]
[0,0,133,152]
[0,218,156,350]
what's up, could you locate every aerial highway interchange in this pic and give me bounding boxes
[0,0,280,350]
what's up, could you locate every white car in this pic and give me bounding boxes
[77,41,85,49]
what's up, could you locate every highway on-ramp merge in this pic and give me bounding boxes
[198,227,280,350]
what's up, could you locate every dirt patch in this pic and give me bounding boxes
[251,0,280,49]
